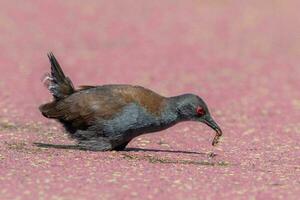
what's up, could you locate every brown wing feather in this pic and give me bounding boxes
[77,85,96,91]
[39,85,166,129]
[112,85,166,115]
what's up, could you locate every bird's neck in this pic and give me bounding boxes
[159,95,186,125]
[166,94,190,111]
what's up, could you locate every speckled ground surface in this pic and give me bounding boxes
[0,1,299,199]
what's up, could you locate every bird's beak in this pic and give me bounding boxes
[202,116,223,146]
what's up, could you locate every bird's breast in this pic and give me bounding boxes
[100,103,176,140]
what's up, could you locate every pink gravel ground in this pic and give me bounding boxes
[0,1,299,199]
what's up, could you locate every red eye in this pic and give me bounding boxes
[196,106,205,116]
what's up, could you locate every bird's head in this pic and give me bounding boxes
[172,94,222,145]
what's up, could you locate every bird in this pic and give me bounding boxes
[39,53,222,151]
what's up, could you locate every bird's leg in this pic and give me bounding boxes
[112,141,130,151]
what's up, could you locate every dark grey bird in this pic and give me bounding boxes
[39,53,222,151]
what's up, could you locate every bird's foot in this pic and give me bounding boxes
[112,141,130,151]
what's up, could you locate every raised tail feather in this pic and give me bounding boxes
[43,52,75,99]
[39,52,75,118]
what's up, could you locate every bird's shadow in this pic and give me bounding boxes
[124,147,205,155]
[33,142,205,155]
[34,143,88,150]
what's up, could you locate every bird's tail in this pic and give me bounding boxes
[43,52,75,100]
[39,53,75,118]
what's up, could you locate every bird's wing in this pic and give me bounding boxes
[46,90,127,129]
[40,85,166,129]
[77,85,97,91]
